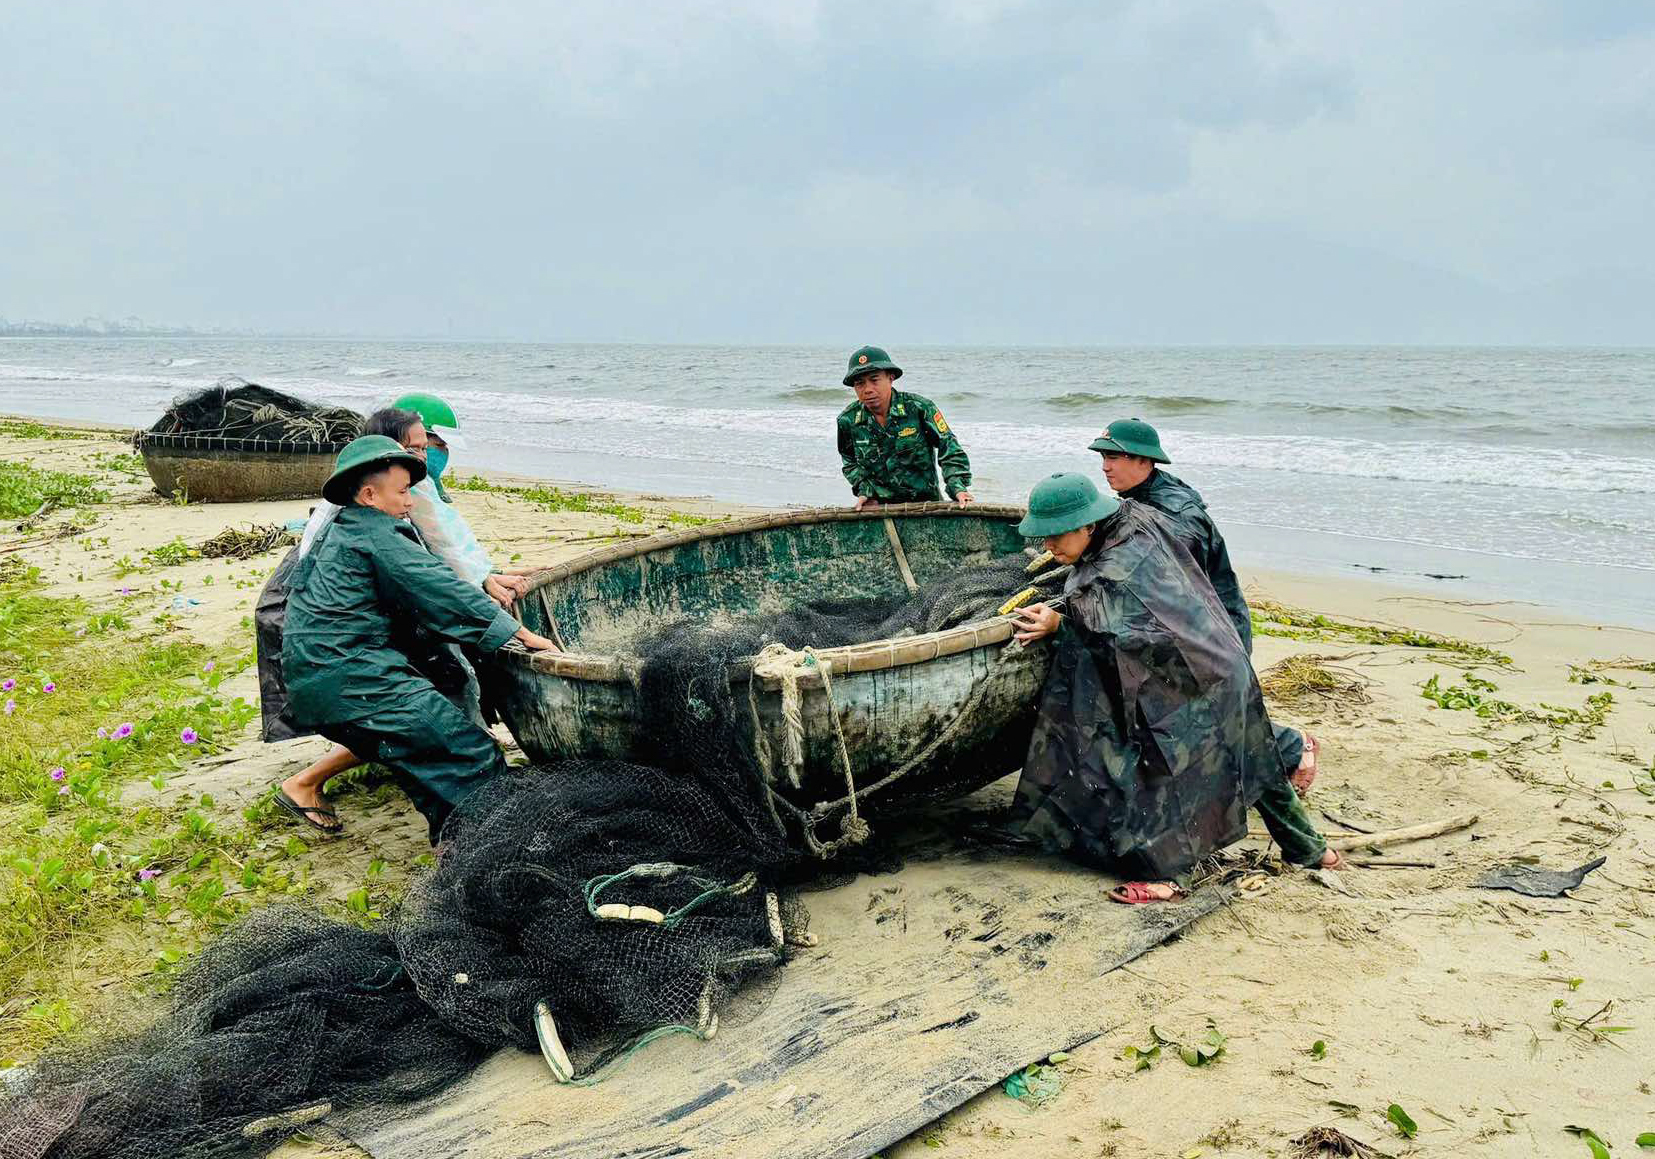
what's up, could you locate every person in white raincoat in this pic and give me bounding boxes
[261,400,536,833]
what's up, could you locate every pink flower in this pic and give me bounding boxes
[113,722,134,739]
[49,766,66,782]
[203,661,215,673]
[57,785,70,796]
[180,727,198,745]
[41,681,56,694]
[138,867,159,881]
[1,678,13,692]
[120,587,132,597]
[97,727,108,739]
[3,700,13,716]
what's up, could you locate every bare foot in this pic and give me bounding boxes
[1318,848,1347,870]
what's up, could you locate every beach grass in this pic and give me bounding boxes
[0,419,98,442]
[450,473,715,526]
[0,462,110,520]
[0,562,273,1058]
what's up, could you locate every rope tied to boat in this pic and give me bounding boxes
[749,644,871,856]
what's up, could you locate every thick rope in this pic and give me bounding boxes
[749,644,869,857]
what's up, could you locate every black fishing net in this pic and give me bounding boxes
[146,378,362,444]
[0,551,1053,1159]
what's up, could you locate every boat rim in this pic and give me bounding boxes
[505,502,1031,684]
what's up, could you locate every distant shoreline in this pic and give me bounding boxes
[7,409,1649,633]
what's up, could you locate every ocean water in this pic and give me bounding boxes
[2,339,1652,625]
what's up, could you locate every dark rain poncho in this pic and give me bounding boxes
[1010,501,1279,879]
[1119,468,1251,653]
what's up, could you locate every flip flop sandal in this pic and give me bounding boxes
[272,788,343,835]
[1108,881,1187,905]
[1238,873,1270,896]
[1292,733,1321,798]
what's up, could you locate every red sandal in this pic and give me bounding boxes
[1291,733,1320,798]
[1108,881,1187,905]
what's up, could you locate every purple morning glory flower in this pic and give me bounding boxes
[57,785,70,796]
[114,722,134,739]
[203,661,215,673]
[120,587,132,597]
[138,867,159,881]
[1,678,13,692]
[97,727,108,739]
[42,681,56,694]
[4,700,14,716]
[180,727,198,745]
[49,766,66,782]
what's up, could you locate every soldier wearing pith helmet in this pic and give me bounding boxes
[1090,418,1251,649]
[836,345,974,509]
[1091,416,1325,799]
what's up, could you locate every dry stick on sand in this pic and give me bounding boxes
[1347,857,1439,869]
[1326,812,1479,853]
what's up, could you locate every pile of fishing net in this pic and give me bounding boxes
[0,761,801,1159]
[0,550,1052,1159]
[146,378,362,444]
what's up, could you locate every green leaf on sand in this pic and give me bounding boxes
[1309,1039,1327,1060]
[1634,1131,1655,1148]
[1387,1104,1418,1139]
[1566,1125,1612,1159]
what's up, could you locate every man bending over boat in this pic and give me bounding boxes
[1007,473,1343,904]
[280,435,558,842]
[1091,417,1322,797]
[837,345,974,508]
[260,403,541,834]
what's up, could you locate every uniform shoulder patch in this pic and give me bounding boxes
[933,411,951,434]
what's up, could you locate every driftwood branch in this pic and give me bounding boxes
[1328,813,1478,852]
[1348,857,1438,869]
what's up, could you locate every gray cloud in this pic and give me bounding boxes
[1,0,1650,342]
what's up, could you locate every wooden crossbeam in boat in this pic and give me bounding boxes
[883,518,919,594]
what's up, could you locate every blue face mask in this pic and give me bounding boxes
[424,444,449,484]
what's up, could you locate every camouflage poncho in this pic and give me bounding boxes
[1119,468,1252,653]
[1010,501,1278,878]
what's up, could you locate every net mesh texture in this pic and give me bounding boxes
[0,550,1058,1159]
[146,378,363,444]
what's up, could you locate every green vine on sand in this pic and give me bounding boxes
[451,474,714,526]
[1251,600,1511,665]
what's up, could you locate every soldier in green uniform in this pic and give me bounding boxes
[1091,417,1321,796]
[1008,473,1343,903]
[836,345,974,508]
[279,435,558,842]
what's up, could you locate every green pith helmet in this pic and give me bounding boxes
[391,392,466,449]
[842,345,904,386]
[322,434,428,505]
[1088,417,1169,464]
[1017,472,1121,538]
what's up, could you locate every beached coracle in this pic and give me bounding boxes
[488,504,1055,854]
[135,380,363,503]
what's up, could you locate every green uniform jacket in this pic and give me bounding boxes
[282,505,519,727]
[1121,469,1252,653]
[837,390,972,503]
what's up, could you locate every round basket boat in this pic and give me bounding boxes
[484,503,1053,854]
[134,431,350,503]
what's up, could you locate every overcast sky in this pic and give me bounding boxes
[3,1,1652,343]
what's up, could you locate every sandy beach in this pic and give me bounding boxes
[2,417,1652,1157]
